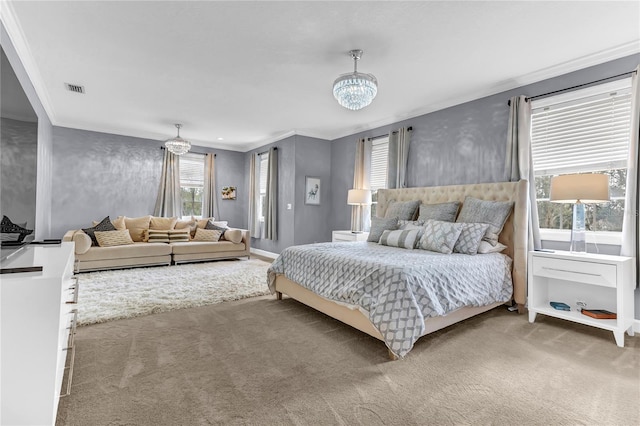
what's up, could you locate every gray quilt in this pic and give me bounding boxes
[267,242,512,358]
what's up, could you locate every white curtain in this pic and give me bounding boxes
[506,95,541,251]
[621,65,639,285]
[154,149,182,217]
[388,127,412,189]
[264,147,278,240]
[351,138,372,232]
[248,153,260,237]
[202,153,218,219]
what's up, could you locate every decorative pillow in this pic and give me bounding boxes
[456,197,513,246]
[378,229,420,250]
[477,241,508,254]
[72,230,92,254]
[367,217,399,242]
[192,228,222,242]
[418,202,460,223]
[418,220,464,254]
[124,215,152,242]
[398,219,424,229]
[384,200,421,221]
[196,217,215,230]
[150,216,178,230]
[0,218,31,242]
[223,229,243,244]
[453,223,490,255]
[205,221,229,240]
[94,229,134,247]
[82,216,117,246]
[174,218,197,237]
[168,229,190,242]
[92,216,125,231]
[147,229,170,243]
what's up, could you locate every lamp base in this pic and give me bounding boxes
[570,202,587,254]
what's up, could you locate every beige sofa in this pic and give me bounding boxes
[63,223,251,272]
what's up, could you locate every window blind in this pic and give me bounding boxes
[179,153,204,187]
[531,80,632,176]
[370,137,389,191]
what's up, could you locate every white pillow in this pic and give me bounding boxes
[477,241,507,254]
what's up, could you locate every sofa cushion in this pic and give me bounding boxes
[125,215,151,242]
[147,229,170,243]
[76,242,172,261]
[168,229,190,242]
[95,229,135,247]
[196,217,215,230]
[223,229,243,244]
[83,216,117,246]
[73,230,92,254]
[92,216,126,231]
[170,241,246,255]
[150,216,178,230]
[192,228,222,241]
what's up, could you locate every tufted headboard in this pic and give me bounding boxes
[377,180,528,308]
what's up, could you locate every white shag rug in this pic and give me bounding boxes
[76,259,272,326]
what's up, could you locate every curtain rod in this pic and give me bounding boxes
[507,69,637,106]
[367,126,413,141]
[160,147,215,157]
[258,147,277,156]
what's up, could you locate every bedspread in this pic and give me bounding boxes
[267,242,512,358]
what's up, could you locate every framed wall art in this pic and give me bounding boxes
[305,177,321,205]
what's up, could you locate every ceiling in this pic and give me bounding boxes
[2,1,639,152]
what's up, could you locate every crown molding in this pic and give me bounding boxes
[0,1,56,123]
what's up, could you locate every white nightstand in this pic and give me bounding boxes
[528,250,635,347]
[332,230,369,242]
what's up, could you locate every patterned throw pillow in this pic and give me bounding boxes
[0,217,31,242]
[192,228,222,242]
[417,202,460,223]
[418,219,464,254]
[168,229,190,243]
[94,229,134,247]
[398,219,424,229]
[453,223,490,255]
[384,200,421,221]
[456,197,513,246]
[147,229,170,243]
[367,217,399,242]
[205,221,229,240]
[82,216,117,246]
[378,229,420,250]
[92,216,126,231]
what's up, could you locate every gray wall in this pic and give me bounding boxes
[1,22,54,240]
[0,118,37,230]
[50,126,246,238]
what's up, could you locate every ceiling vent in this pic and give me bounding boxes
[64,83,85,94]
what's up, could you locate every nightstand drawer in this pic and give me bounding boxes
[532,257,616,288]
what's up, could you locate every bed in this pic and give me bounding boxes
[268,180,528,359]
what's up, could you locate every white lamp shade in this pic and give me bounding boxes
[549,173,610,203]
[347,189,372,205]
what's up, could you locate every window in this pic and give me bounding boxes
[531,79,632,237]
[370,136,389,217]
[258,153,269,222]
[179,153,205,218]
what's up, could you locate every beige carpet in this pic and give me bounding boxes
[57,296,639,426]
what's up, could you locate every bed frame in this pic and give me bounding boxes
[274,180,528,359]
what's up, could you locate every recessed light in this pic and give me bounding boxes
[217,137,224,141]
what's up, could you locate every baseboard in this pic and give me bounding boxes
[250,248,278,260]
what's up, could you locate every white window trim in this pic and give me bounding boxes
[540,228,622,246]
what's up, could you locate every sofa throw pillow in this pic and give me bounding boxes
[92,216,126,231]
[417,202,460,223]
[453,223,490,255]
[196,217,215,230]
[205,221,229,240]
[83,216,117,246]
[0,217,31,242]
[94,229,134,247]
[124,215,151,242]
[150,216,178,230]
[192,228,222,242]
[419,220,463,254]
[223,229,243,244]
[72,231,92,254]
[168,229,190,242]
[477,241,508,254]
[456,197,513,246]
[384,200,421,221]
[367,217,399,242]
[379,229,420,250]
[175,218,197,237]
[147,229,170,243]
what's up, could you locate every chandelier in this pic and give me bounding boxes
[164,123,191,155]
[333,49,378,111]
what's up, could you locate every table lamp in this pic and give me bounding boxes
[347,189,372,233]
[549,173,610,253]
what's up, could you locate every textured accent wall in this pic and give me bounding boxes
[0,118,37,230]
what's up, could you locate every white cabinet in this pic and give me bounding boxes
[332,230,369,242]
[1,242,78,425]
[528,250,634,347]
